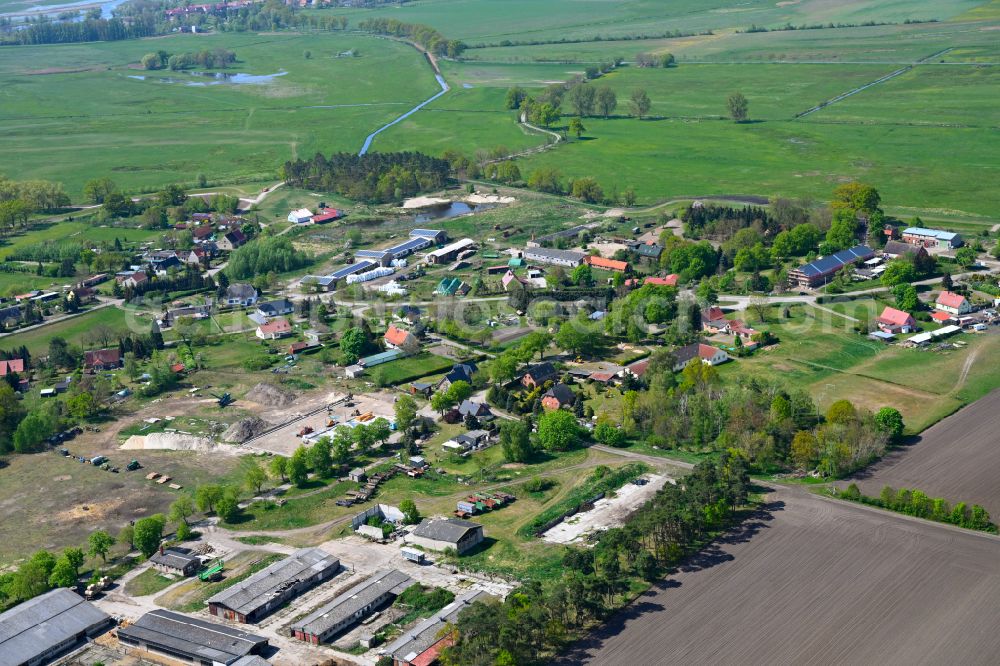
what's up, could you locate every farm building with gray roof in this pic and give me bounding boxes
[116,609,268,665]
[206,548,340,623]
[0,587,113,666]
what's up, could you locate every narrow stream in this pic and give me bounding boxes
[358,73,449,155]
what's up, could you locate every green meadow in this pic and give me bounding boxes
[0,32,437,196]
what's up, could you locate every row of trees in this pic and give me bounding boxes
[0,175,71,233]
[1,16,157,46]
[840,483,994,532]
[357,17,466,57]
[141,48,237,71]
[280,151,450,203]
[442,458,750,664]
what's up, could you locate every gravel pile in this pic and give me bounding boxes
[245,382,296,408]
[222,416,274,443]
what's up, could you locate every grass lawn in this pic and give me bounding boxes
[124,568,178,597]
[372,353,456,385]
[0,306,136,357]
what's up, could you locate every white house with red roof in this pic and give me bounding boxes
[672,343,729,371]
[876,306,917,334]
[256,318,292,340]
[0,358,25,376]
[701,306,729,333]
[384,325,418,353]
[935,291,971,316]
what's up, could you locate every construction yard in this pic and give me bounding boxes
[561,487,1000,665]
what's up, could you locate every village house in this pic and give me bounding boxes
[0,358,26,377]
[520,362,557,389]
[310,208,341,224]
[541,383,576,410]
[701,306,729,333]
[84,348,122,372]
[876,306,917,334]
[672,343,729,371]
[457,400,492,420]
[437,362,477,392]
[192,225,214,242]
[217,229,247,251]
[256,298,294,318]
[225,283,258,307]
[384,325,418,353]
[120,270,149,289]
[625,358,650,379]
[256,318,292,340]
[936,291,972,316]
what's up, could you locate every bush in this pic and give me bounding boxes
[523,477,556,493]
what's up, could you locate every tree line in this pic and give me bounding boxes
[280,151,451,204]
[357,17,466,57]
[839,483,995,533]
[441,457,751,664]
[141,48,237,71]
[1,16,157,46]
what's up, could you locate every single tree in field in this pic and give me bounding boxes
[727,92,749,122]
[596,87,617,117]
[88,530,114,563]
[568,117,586,139]
[400,499,420,525]
[628,88,651,119]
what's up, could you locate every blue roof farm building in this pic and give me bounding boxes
[787,246,875,288]
[302,230,448,290]
[206,548,340,623]
[0,588,113,666]
[116,610,269,665]
[902,227,963,249]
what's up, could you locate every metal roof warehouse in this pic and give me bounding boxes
[290,569,413,644]
[116,609,269,666]
[384,590,492,666]
[0,588,113,666]
[206,548,340,623]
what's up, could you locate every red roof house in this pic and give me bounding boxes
[625,358,650,378]
[876,307,917,334]
[584,255,629,272]
[935,291,972,315]
[384,325,417,351]
[644,274,679,286]
[930,310,953,323]
[0,359,25,376]
[256,318,292,340]
[84,348,122,372]
[310,209,341,224]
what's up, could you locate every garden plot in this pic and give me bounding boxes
[543,474,670,545]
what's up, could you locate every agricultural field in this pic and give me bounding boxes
[848,387,1000,519]
[0,306,136,357]
[562,487,1000,665]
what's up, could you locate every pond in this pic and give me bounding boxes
[413,202,495,223]
[126,71,287,87]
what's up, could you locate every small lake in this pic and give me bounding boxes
[127,71,287,87]
[413,202,495,223]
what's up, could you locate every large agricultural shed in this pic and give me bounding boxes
[407,517,484,555]
[116,609,269,665]
[289,569,413,644]
[206,548,340,623]
[0,588,113,666]
[787,245,874,287]
[384,590,492,666]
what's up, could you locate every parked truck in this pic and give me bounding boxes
[401,547,425,564]
[90,456,108,466]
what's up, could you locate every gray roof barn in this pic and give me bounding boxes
[116,610,268,665]
[289,569,412,640]
[150,547,199,572]
[385,590,492,663]
[0,588,113,666]
[413,518,481,544]
[206,548,339,618]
